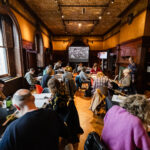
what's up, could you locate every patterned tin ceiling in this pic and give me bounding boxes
[24,0,134,35]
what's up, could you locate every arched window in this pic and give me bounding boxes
[0,18,8,76]
[0,7,23,78]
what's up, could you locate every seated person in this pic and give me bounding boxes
[47,78,68,119]
[24,68,38,86]
[89,89,105,115]
[77,63,83,73]
[54,60,62,70]
[102,94,150,150]
[47,78,83,142]
[0,80,6,101]
[0,89,69,150]
[0,101,7,126]
[79,67,90,84]
[90,63,102,74]
[62,66,73,82]
[92,72,111,95]
[43,65,55,76]
[41,67,53,88]
[118,68,131,88]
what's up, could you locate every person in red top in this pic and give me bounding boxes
[90,63,102,74]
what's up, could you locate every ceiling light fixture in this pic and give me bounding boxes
[99,16,102,20]
[107,12,110,15]
[78,23,82,27]
[111,0,114,4]
[62,15,64,19]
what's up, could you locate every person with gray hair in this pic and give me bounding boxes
[0,89,69,150]
[102,94,150,150]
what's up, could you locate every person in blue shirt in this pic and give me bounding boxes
[128,57,137,84]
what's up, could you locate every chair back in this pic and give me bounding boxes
[35,84,43,94]
[84,132,108,150]
[99,86,108,96]
[42,88,50,93]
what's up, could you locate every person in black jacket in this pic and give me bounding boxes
[0,89,69,150]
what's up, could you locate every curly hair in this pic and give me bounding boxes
[120,94,150,125]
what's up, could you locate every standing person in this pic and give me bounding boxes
[0,89,69,150]
[90,63,102,74]
[102,94,150,150]
[0,80,6,101]
[128,57,137,93]
[24,68,38,86]
[128,57,137,84]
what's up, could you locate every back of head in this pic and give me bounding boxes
[65,66,72,72]
[48,78,60,94]
[120,94,150,125]
[46,65,52,74]
[12,89,34,108]
[97,72,104,78]
[82,67,86,72]
[93,63,98,68]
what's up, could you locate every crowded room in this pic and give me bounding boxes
[0,0,150,150]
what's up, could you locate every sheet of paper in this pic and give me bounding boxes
[112,95,126,103]
[33,93,51,100]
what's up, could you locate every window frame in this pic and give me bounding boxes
[0,18,9,78]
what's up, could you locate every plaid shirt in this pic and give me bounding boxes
[92,76,111,92]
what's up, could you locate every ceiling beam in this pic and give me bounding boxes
[64,20,99,22]
[59,4,109,8]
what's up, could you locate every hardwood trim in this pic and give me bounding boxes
[118,0,141,17]
[17,0,52,36]
[103,31,120,41]
[9,4,49,37]
[103,21,121,37]
[118,36,143,46]
[0,74,9,78]
[0,5,24,76]
[59,4,109,7]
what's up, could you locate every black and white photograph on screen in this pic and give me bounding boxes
[69,47,89,62]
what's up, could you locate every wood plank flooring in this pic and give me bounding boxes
[73,90,104,150]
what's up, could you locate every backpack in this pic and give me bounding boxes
[84,132,107,150]
[84,85,92,97]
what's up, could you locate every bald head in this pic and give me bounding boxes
[12,89,34,108]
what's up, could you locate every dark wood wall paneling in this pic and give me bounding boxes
[112,37,149,93]
[52,50,68,67]
[3,77,23,96]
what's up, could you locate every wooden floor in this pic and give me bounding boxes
[73,89,104,150]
